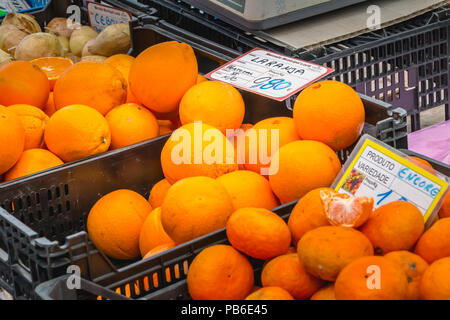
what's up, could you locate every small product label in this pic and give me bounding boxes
[0,0,30,12]
[333,135,449,224]
[87,1,132,31]
[205,48,334,101]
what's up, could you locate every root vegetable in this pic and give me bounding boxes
[1,12,41,34]
[69,26,98,57]
[45,17,80,39]
[81,38,96,57]
[0,24,28,55]
[0,49,12,67]
[58,35,70,55]
[14,33,64,61]
[85,24,131,57]
[81,55,107,63]
[64,53,81,64]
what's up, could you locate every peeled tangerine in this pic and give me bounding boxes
[129,41,198,115]
[320,191,374,228]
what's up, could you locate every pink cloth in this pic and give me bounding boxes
[408,120,450,165]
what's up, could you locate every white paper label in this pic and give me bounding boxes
[0,0,30,12]
[87,1,132,31]
[206,48,334,101]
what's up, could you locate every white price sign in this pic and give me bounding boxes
[87,1,132,31]
[206,48,334,101]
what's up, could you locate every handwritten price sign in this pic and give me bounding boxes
[206,48,334,101]
[333,135,449,226]
[87,1,132,31]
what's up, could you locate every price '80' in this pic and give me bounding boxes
[251,77,292,91]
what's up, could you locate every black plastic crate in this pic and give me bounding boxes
[34,150,450,301]
[0,0,407,300]
[34,203,295,301]
[135,0,450,131]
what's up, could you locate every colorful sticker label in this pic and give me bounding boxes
[205,48,334,101]
[87,1,132,31]
[333,136,449,223]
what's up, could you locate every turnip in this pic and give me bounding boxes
[84,24,131,57]
[0,48,12,67]
[14,32,64,61]
[69,26,98,57]
[0,24,28,55]
[1,12,41,34]
[46,17,80,39]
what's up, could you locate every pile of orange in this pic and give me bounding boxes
[0,41,205,183]
[184,191,450,301]
[4,36,449,302]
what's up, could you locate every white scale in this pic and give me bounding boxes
[180,0,369,30]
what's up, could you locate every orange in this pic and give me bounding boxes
[141,242,179,290]
[244,117,300,176]
[0,61,50,109]
[196,74,208,84]
[228,123,253,170]
[414,217,450,263]
[139,207,175,257]
[161,176,234,244]
[310,284,336,300]
[245,287,294,300]
[31,57,74,91]
[43,92,57,117]
[438,193,450,219]
[360,201,425,255]
[226,208,291,260]
[405,155,435,173]
[53,61,127,115]
[105,103,159,150]
[288,188,335,246]
[129,41,198,114]
[286,246,297,254]
[335,256,409,300]
[179,81,245,135]
[104,54,139,104]
[148,178,171,209]
[142,243,176,260]
[261,253,324,300]
[320,191,373,228]
[8,104,49,150]
[158,120,179,136]
[293,80,365,151]
[160,122,238,184]
[420,257,450,300]
[87,189,152,260]
[216,170,279,210]
[187,245,254,300]
[4,149,63,182]
[0,106,25,175]
[269,140,342,204]
[384,250,429,300]
[44,104,111,162]
[297,226,374,281]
